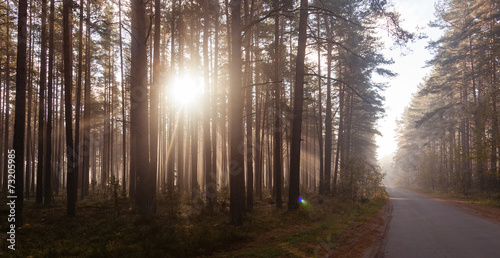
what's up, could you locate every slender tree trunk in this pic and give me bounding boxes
[254,41,262,199]
[167,0,176,200]
[63,0,77,216]
[177,111,184,193]
[25,0,34,199]
[102,70,109,190]
[131,0,154,217]
[203,0,215,211]
[324,17,332,194]
[75,0,84,200]
[149,0,161,212]
[118,0,126,197]
[211,0,220,209]
[229,0,245,225]
[191,107,199,200]
[83,0,91,198]
[288,0,308,211]
[44,0,55,205]
[333,62,344,195]
[13,0,28,227]
[244,0,254,211]
[488,1,498,183]
[58,74,65,193]
[273,5,282,209]
[316,13,324,195]
[150,0,161,208]
[35,0,46,203]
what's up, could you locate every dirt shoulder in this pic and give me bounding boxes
[407,189,500,226]
[325,198,392,258]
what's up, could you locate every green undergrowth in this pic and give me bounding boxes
[1,192,386,257]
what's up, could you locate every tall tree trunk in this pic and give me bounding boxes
[146,0,160,198]
[25,0,33,199]
[324,16,332,194]
[273,5,282,209]
[131,0,154,217]
[316,13,324,195]
[288,0,308,211]
[119,0,126,197]
[229,0,245,225]
[35,0,46,203]
[44,0,55,205]
[83,0,91,198]
[488,1,498,183]
[102,68,109,190]
[333,62,344,195]
[244,0,255,211]
[58,74,65,193]
[204,0,215,211]
[254,38,262,199]
[211,0,220,208]
[63,0,77,216]
[75,0,84,200]
[13,0,28,227]
[150,0,160,208]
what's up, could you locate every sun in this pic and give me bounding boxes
[170,75,203,107]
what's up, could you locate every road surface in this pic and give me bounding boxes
[384,187,500,258]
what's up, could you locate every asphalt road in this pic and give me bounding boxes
[383,187,500,258]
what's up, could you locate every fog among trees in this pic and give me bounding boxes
[3,0,498,256]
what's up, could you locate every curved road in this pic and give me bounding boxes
[384,187,500,258]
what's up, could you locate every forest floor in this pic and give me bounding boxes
[0,190,388,257]
[406,188,500,225]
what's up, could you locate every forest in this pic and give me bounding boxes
[7,0,499,256]
[393,0,500,198]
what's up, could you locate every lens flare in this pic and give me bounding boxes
[298,196,313,211]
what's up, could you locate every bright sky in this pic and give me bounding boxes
[374,0,444,159]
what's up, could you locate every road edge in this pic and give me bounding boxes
[363,191,393,258]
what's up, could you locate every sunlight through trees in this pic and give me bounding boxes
[1,0,417,227]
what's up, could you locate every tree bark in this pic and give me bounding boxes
[13,0,28,227]
[150,0,161,207]
[25,0,34,199]
[44,0,55,205]
[229,0,245,225]
[35,0,46,204]
[273,5,282,209]
[131,0,154,217]
[63,0,77,216]
[244,0,255,211]
[211,0,220,209]
[288,0,308,211]
[204,0,215,211]
[75,0,84,200]
[316,13,324,195]
[83,0,91,198]
[324,16,332,194]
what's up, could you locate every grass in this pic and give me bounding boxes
[213,194,386,257]
[1,191,386,257]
